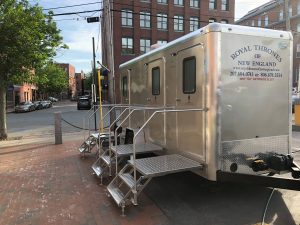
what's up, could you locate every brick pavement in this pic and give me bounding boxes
[0,140,168,225]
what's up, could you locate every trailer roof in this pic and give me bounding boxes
[120,23,292,69]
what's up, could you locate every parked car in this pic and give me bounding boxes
[41,100,52,109]
[33,101,43,110]
[49,97,58,102]
[15,101,35,113]
[77,97,91,110]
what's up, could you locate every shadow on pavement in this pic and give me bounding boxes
[145,172,296,225]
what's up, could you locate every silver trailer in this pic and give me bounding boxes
[119,23,296,179]
[82,23,300,214]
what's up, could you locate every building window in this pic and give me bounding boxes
[174,0,184,6]
[289,6,292,17]
[174,15,184,31]
[190,17,199,31]
[157,40,168,45]
[297,24,300,32]
[122,37,133,54]
[251,20,255,26]
[140,11,151,28]
[297,44,300,58]
[121,9,133,27]
[157,13,168,30]
[279,9,283,21]
[264,15,268,27]
[122,76,128,97]
[190,0,199,8]
[157,0,168,4]
[220,19,228,24]
[183,57,196,94]
[152,67,160,95]
[257,17,261,27]
[209,0,217,10]
[140,39,151,54]
[298,1,300,15]
[209,18,216,23]
[221,0,229,11]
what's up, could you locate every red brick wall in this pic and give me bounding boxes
[236,0,300,85]
[103,0,235,102]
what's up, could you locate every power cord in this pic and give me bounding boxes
[261,188,275,225]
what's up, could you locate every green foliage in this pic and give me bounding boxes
[35,63,68,94]
[0,0,67,85]
[84,71,93,90]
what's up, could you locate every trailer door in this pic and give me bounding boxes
[146,58,165,145]
[175,43,206,161]
[120,71,129,105]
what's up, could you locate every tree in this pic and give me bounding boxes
[84,71,93,91]
[35,63,68,97]
[0,0,67,139]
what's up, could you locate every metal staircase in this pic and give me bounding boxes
[91,135,164,183]
[91,106,167,181]
[106,108,208,214]
[107,154,203,215]
[79,132,110,154]
[79,104,129,155]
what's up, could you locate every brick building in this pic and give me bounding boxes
[75,71,85,97]
[101,0,235,102]
[56,63,76,99]
[235,0,300,86]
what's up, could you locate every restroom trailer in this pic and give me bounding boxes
[105,23,299,212]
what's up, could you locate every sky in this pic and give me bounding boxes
[29,0,271,74]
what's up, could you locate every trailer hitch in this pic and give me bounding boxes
[250,154,300,179]
[291,162,300,179]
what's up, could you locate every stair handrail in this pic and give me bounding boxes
[83,105,99,140]
[87,104,129,140]
[114,106,175,175]
[132,107,209,205]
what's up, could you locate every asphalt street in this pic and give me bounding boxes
[6,101,94,139]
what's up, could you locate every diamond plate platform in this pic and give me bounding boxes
[90,132,113,139]
[128,154,203,177]
[111,143,163,156]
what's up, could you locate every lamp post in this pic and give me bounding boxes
[97,61,110,133]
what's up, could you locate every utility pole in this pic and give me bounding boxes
[92,37,97,131]
[284,0,291,31]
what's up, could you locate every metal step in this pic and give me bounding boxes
[101,155,111,165]
[119,173,134,189]
[85,140,94,146]
[111,143,163,157]
[128,154,203,177]
[92,163,104,177]
[79,147,86,153]
[107,185,125,206]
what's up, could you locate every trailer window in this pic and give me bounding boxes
[122,76,128,97]
[152,67,160,95]
[183,57,196,94]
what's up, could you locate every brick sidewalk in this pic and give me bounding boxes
[0,140,168,225]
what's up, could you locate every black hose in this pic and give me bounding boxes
[261,188,275,225]
[61,117,110,131]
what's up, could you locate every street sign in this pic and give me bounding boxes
[87,17,99,23]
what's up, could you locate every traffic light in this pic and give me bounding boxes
[87,17,99,23]
[100,68,109,76]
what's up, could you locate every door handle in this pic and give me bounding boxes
[175,98,181,102]
[146,98,151,101]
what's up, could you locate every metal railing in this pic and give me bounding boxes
[112,106,174,175]
[131,107,209,205]
[82,105,99,140]
[86,104,129,138]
